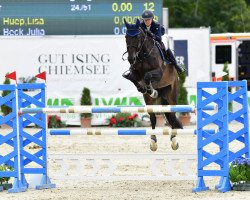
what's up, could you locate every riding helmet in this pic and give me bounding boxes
[142,10,154,19]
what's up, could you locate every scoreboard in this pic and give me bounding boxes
[0,0,163,36]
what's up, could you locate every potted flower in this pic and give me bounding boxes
[177,72,191,125]
[80,87,92,127]
[47,115,66,128]
[229,157,250,191]
[0,164,13,190]
[108,112,141,127]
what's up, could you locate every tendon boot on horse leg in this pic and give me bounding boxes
[165,112,183,150]
[123,70,147,94]
[165,48,186,75]
[149,113,158,151]
[144,70,162,98]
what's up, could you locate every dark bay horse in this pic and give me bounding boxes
[123,19,183,151]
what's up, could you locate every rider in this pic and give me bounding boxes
[140,10,186,74]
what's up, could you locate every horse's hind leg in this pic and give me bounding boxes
[149,113,157,151]
[165,112,183,150]
[161,98,183,150]
[165,112,183,129]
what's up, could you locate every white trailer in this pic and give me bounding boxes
[211,33,250,89]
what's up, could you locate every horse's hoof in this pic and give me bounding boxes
[171,137,179,150]
[171,142,179,150]
[122,70,130,79]
[150,90,158,98]
[150,139,158,151]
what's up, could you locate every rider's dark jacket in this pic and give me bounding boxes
[140,20,165,43]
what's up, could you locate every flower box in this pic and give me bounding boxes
[108,112,141,127]
[232,182,250,191]
[48,115,66,128]
[230,157,250,191]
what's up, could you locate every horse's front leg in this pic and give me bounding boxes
[144,70,162,98]
[123,70,147,94]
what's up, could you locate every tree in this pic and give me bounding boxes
[222,62,232,111]
[164,0,250,33]
[1,74,12,116]
[80,87,92,118]
[222,62,230,82]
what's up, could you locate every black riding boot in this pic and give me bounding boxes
[165,49,186,74]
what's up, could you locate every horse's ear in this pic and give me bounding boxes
[123,18,129,28]
[136,19,140,27]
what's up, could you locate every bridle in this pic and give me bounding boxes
[122,28,156,66]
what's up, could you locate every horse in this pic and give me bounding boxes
[123,19,183,151]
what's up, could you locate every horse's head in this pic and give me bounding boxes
[124,19,145,65]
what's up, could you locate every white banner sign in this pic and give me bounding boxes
[0,36,135,92]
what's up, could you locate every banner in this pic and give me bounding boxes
[174,40,189,75]
[0,36,135,92]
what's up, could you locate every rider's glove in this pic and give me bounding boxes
[146,30,156,40]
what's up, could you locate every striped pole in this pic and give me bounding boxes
[20,104,216,114]
[49,128,215,136]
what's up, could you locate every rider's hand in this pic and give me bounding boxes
[146,30,156,40]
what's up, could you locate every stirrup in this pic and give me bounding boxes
[176,65,186,75]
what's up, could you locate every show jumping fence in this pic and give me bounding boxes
[0,80,249,193]
[20,104,216,114]
[49,128,199,136]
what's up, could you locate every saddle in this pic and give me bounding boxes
[155,42,171,65]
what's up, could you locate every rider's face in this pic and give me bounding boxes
[143,18,153,27]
